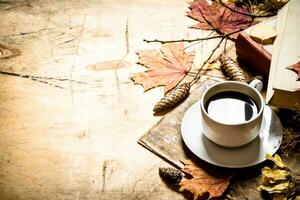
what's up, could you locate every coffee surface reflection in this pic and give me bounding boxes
[205,91,258,124]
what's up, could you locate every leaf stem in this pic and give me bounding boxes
[143,29,242,44]
[189,37,225,86]
[143,34,223,44]
[217,0,275,18]
[184,31,215,50]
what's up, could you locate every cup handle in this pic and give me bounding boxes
[249,79,263,92]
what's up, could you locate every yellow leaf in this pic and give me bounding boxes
[266,154,287,169]
[258,154,295,198]
[250,24,277,45]
[258,181,290,193]
[261,167,289,181]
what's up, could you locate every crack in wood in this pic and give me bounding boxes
[99,160,117,200]
[69,13,87,104]
[0,71,64,89]
[0,28,52,38]
[0,70,86,83]
[0,70,87,89]
[54,38,74,47]
[114,18,130,98]
[100,160,108,199]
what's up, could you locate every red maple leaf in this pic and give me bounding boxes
[132,43,194,94]
[287,61,300,81]
[187,0,255,39]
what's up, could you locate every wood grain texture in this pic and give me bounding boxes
[0,0,204,199]
[1,1,298,200]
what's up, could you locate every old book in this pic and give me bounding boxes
[266,0,300,109]
[235,17,276,80]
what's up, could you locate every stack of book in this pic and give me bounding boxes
[236,0,300,109]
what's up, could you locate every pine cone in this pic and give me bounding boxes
[153,83,190,113]
[159,167,183,185]
[219,54,248,83]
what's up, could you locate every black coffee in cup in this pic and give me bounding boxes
[205,91,258,124]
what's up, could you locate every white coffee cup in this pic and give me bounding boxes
[200,81,264,147]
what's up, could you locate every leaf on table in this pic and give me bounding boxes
[253,0,289,16]
[180,160,231,200]
[258,181,290,193]
[132,43,194,94]
[266,154,287,169]
[287,61,300,81]
[258,154,296,200]
[261,167,289,182]
[187,0,256,39]
[230,0,288,16]
[249,24,277,44]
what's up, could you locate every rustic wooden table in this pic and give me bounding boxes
[0,0,209,199]
[1,1,300,200]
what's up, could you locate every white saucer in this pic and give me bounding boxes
[181,101,283,168]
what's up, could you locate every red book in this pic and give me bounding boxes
[235,32,272,80]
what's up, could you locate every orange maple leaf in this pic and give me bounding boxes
[187,0,256,39]
[132,43,194,94]
[180,160,231,200]
[287,61,300,81]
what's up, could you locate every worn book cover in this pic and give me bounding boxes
[235,17,276,80]
[266,0,300,109]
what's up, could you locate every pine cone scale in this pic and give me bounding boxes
[219,54,248,83]
[159,167,183,185]
[153,83,190,113]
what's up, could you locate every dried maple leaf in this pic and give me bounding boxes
[287,61,300,81]
[187,0,256,39]
[180,160,232,200]
[132,43,194,94]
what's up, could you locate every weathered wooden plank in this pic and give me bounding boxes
[0,0,203,199]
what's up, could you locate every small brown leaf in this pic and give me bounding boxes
[180,160,231,200]
[187,0,256,39]
[132,43,194,94]
[287,61,300,81]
